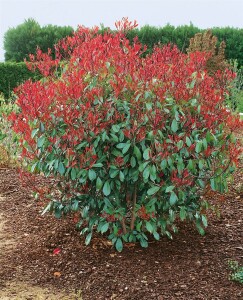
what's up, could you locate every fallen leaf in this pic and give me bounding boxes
[53,248,61,255]
[54,271,61,277]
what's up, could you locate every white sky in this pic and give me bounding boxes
[0,0,243,62]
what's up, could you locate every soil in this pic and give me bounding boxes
[0,163,242,299]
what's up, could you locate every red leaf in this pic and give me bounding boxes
[53,248,61,255]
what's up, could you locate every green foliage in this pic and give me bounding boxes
[126,23,200,53]
[4,18,73,62]
[212,27,243,67]
[226,62,243,112]
[0,62,41,98]
[228,260,243,284]
[0,94,20,166]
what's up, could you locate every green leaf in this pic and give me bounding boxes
[31,162,38,173]
[40,122,45,133]
[143,148,150,160]
[71,168,77,180]
[179,207,186,221]
[147,186,160,196]
[202,215,208,227]
[177,140,184,150]
[37,135,45,148]
[203,138,208,149]
[161,159,167,170]
[85,232,92,245]
[165,185,175,193]
[196,221,205,236]
[130,156,136,168]
[101,223,109,234]
[140,238,148,248]
[171,119,178,133]
[146,221,154,233]
[169,192,178,206]
[133,146,142,161]
[116,143,127,149]
[143,166,150,180]
[119,171,125,182]
[122,143,131,154]
[31,128,39,139]
[195,141,202,153]
[110,169,119,178]
[139,161,149,172]
[186,136,192,147]
[153,231,160,241]
[198,160,204,170]
[111,125,120,132]
[88,169,96,181]
[210,178,216,191]
[103,181,111,196]
[58,162,65,175]
[92,163,103,168]
[96,177,103,190]
[115,238,123,252]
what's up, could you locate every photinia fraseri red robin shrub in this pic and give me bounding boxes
[9,18,242,251]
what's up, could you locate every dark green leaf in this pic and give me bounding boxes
[88,169,96,181]
[165,185,175,193]
[153,231,160,241]
[101,223,109,234]
[134,146,142,161]
[103,181,111,196]
[85,232,92,245]
[96,177,103,190]
[171,119,178,133]
[58,162,65,175]
[179,207,186,221]
[122,143,131,154]
[147,186,160,196]
[115,238,123,252]
[146,221,154,233]
[143,148,150,160]
[169,192,178,205]
[71,168,77,180]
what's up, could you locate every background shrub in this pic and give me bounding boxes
[0,93,20,167]
[4,18,73,62]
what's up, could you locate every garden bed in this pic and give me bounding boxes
[0,163,242,299]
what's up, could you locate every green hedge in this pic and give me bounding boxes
[126,25,243,66]
[0,62,41,98]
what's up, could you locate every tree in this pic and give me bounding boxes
[4,18,73,62]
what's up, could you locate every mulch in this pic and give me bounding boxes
[0,164,242,300]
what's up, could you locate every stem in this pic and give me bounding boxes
[130,183,137,231]
[121,218,127,234]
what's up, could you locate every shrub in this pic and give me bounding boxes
[0,93,20,167]
[10,18,242,251]
[187,30,229,76]
[228,260,243,284]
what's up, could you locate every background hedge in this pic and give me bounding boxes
[0,62,41,98]
[1,21,243,100]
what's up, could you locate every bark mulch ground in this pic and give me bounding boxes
[0,164,242,300]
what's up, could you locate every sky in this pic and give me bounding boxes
[0,0,243,62]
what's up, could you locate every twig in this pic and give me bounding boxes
[130,183,137,231]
